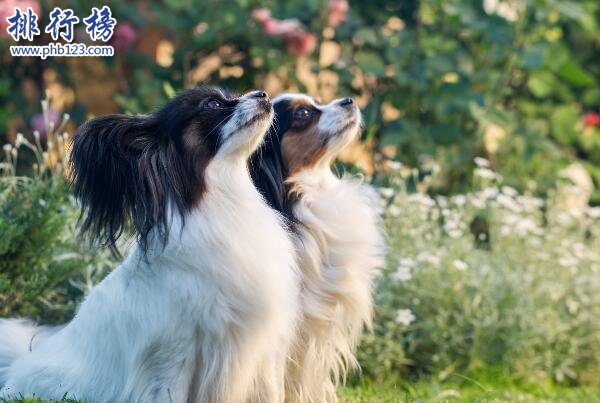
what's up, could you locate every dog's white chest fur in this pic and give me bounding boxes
[285,170,385,403]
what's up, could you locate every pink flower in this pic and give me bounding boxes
[264,18,302,36]
[0,0,41,38]
[251,8,316,57]
[109,23,137,53]
[251,8,271,23]
[328,0,349,27]
[583,112,600,128]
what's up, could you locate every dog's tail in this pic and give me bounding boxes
[0,319,60,385]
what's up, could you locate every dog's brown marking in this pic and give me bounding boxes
[280,99,329,176]
[281,126,328,176]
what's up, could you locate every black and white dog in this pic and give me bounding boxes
[251,94,385,402]
[0,91,383,403]
[0,87,299,402]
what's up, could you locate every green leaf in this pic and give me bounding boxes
[469,103,513,128]
[356,51,386,76]
[380,120,414,147]
[554,2,587,24]
[362,98,382,141]
[163,81,176,99]
[582,88,600,107]
[353,28,379,46]
[557,62,595,87]
[527,71,555,98]
[394,71,411,85]
[550,104,579,146]
[380,127,403,147]
[520,44,547,70]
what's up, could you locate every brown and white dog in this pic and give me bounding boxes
[251,94,385,402]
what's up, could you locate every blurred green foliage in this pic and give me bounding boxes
[1,0,598,201]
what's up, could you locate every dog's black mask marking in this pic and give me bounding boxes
[70,86,238,254]
[249,99,296,226]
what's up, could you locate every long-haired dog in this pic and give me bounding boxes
[0,87,299,402]
[250,94,385,402]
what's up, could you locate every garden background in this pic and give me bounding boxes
[1,0,599,401]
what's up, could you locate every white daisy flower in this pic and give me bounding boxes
[392,265,412,282]
[396,309,416,326]
[452,259,468,271]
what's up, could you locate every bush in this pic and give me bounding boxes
[0,101,116,324]
[0,172,72,321]
[358,160,600,385]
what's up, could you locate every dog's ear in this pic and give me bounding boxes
[70,114,190,253]
[249,124,296,227]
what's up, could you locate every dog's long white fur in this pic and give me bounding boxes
[286,172,384,403]
[0,95,300,402]
[277,95,385,402]
[0,320,60,385]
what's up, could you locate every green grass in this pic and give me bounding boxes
[340,385,600,402]
[340,374,600,402]
[2,377,599,403]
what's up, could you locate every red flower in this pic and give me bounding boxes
[285,31,316,57]
[583,112,600,128]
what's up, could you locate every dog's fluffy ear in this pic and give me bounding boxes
[70,114,189,253]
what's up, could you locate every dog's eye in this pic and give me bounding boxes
[295,107,312,120]
[207,99,222,109]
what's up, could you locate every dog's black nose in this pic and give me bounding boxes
[339,97,354,107]
[252,91,268,98]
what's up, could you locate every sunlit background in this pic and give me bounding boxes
[1,0,599,400]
